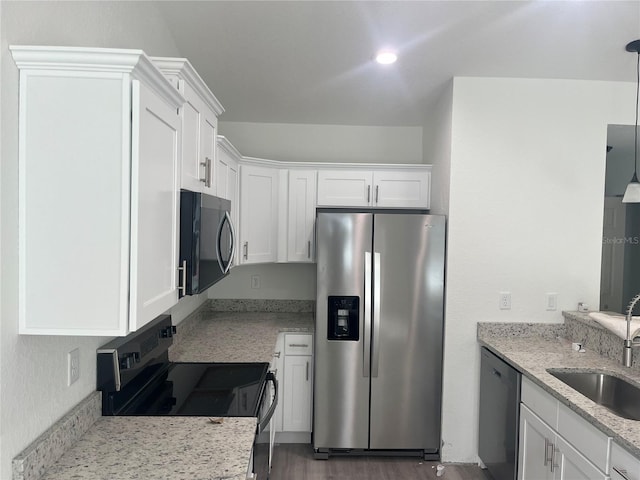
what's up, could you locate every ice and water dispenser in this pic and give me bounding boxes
[327,296,359,341]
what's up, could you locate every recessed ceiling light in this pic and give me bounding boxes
[375,50,397,65]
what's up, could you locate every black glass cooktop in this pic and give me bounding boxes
[110,362,269,417]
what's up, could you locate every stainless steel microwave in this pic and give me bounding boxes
[178,190,235,296]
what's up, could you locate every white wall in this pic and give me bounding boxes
[208,264,316,300]
[422,82,453,216]
[219,121,423,164]
[0,2,187,478]
[441,77,635,463]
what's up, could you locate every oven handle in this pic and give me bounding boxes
[257,371,278,434]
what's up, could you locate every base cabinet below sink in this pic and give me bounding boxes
[518,377,610,480]
[611,442,640,480]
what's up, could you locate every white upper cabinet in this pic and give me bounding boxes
[152,57,224,194]
[11,46,185,336]
[317,170,373,207]
[317,166,431,208]
[239,164,279,264]
[287,170,317,262]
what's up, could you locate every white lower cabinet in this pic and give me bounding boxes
[518,377,610,480]
[611,442,640,480]
[273,333,313,442]
[519,405,554,480]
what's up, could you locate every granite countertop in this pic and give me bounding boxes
[30,308,314,480]
[170,311,315,363]
[478,321,640,457]
[39,417,256,480]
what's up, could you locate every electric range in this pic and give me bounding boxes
[96,314,277,478]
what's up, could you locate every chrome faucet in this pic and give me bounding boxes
[623,293,640,367]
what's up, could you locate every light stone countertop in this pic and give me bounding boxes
[478,321,640,458]
[170,311,315,363]
[33,309,314,480]
[39,417,256,480]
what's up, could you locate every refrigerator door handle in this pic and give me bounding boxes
[363,251,372,378]
[372,252,381,378]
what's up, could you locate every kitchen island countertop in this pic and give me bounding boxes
[478,321,640,458]
[28,309,314,480]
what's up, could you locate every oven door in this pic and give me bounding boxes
[252,371,278,479]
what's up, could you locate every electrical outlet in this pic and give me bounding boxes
[68,348,80,386]
[546,293,558,311]
[499,292,511,310]
[251,275,261,289]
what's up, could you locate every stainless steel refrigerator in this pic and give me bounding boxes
[313,211,445,459]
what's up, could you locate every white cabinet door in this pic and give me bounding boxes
[179,81,216,192]
[129,80,180,332]
[239,165,279,264]
[611,442,640,480]
[519,405,554,480]
[200,108,217,195]
[179,82,206,192]
[282,355,313,432]
[373,170,430,208]
[317,168,431,208]
[554,435,608,480]
[287,170,317,262]
[317,170,373,207]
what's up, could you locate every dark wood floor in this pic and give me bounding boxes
[270,444,493,480]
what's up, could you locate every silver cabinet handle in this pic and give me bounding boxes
[613,466,632,480]
[288,344,309,348]
[543,438,549,466]
[363,251,372,377]
[367,185,371,203]
[550,445,559,473]
[273,351,281,358]
[243,241,248,260]
[177,260,187,296]
[307,240,311,259]
[200,157,212,187]
[372,252,381,377]
[375,185,379,204]
[306,361,309,381]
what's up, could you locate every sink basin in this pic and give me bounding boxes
[547,369,640,420]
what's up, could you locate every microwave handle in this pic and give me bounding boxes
[216,211,235,275]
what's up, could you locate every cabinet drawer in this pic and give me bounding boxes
[557,402,611,473]
[611,442,640,480]
[284,334,313,355]
[521,376,558,428]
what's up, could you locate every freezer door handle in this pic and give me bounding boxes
[363,251,372,377]
[372,252,381,378]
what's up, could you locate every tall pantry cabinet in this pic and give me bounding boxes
[11,46,185,336]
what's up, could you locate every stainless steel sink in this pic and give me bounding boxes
[547,369,640,420]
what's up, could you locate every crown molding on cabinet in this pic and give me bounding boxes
[217,135,243,161]
[10,45,185,108]
[238,154,432,172]
[151,56,225,116]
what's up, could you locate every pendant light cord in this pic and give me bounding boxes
[635,51,639,179]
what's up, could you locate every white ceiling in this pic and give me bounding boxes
[156,1,640,127]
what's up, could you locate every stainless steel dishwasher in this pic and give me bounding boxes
[479,347,521,480]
